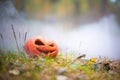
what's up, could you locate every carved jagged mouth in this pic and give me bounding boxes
[36,48,54,54]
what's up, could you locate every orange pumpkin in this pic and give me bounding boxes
[24,36,58,57]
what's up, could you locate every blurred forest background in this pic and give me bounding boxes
[12,0,120,26]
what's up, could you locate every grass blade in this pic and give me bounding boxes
[24,32,27,42]
[11,24,20,53]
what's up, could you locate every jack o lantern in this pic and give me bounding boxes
[24,36,58,57]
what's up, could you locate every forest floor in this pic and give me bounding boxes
[0,51,120,80]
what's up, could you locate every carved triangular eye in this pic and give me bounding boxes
[49,44,54,47]
[35,39,44,45]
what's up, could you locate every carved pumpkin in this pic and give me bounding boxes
[24,36,58,57]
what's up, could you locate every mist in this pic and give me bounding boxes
[26,14,120,59]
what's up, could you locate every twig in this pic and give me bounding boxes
[71,54,86,64]
[11,24,20,53]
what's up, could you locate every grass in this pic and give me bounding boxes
[0,51,120,80]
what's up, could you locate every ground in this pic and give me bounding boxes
[0,51,120,80]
